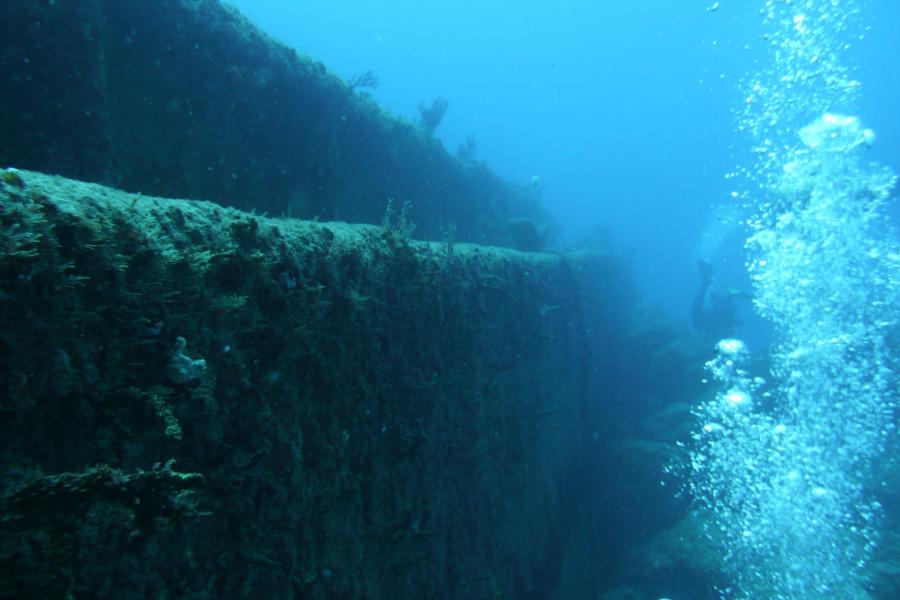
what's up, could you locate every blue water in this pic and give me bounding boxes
[224,4,900,595]
[230,0,900,332]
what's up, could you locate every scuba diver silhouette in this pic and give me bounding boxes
[691,259,751,340]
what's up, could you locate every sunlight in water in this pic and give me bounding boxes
[688,1,899,597]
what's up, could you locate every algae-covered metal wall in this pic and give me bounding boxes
[0,170,627,599]
[0,0,548,246]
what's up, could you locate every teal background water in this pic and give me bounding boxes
[229,0,900,329]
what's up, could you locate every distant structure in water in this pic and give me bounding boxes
[687,2,899,598]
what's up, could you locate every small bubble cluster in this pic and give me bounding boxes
[687,1,899,598]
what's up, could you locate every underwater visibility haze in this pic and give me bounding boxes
[233,0,900,321]
[0,0,898,598]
